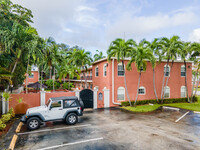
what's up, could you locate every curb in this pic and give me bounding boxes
[162,106,180,111]
[8,122,23,150]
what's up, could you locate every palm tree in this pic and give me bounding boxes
[159,36,182,102]
[107,38,136,106]
[75,49,93,89]
[189,42,200,102]
[94,50,105,61]
[127,40,154,107]
[178,42,191,102]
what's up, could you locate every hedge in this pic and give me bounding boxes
[121,97,198,106]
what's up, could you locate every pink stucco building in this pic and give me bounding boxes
[89,58,192,108]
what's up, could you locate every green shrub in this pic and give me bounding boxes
[121,97,197,106]
[63,82,74,90]
[0,108,15,131]
[45,79,60,90]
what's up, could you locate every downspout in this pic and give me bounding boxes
[112,58,121,105]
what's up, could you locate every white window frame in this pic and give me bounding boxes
[164,64,170,77]
[103,64,107,77]
[118,63,124,76]
[138,86,146,95]
[164,86,170,98]
[117,87,125,101]
[29,73,34,78]
[181,65,186,77]
[181,86,186,97]
[95,66,99,77]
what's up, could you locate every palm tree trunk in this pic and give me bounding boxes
[53,67,55,92]
[184,60,189,102]
[11,59,19,74]
[69,78,71,90]
[191,69,198,102]
[134,70,141,107]
[193,75,200,100]
[49,66,52,79]
[161,59,169,103]
[163,61,173,102]
[63,75,66,83]
[26,56,30,94]
[122,60,132,106]
[153,68,158,102]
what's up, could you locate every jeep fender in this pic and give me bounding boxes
[63,110,79,119]
[26,113,45,122]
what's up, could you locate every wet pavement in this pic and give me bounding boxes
[15,108,200,150]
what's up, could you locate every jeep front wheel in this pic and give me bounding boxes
[27,117,41,130]
[66,113,78,125]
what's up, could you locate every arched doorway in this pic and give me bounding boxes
[80,89,93,108]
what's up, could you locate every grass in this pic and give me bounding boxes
[163,96,200,111]
[121,104,161,113]
[121,97,200,113]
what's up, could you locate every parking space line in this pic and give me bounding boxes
[17,124,91,135]
[175,111,190,123]
[37,137,104,150]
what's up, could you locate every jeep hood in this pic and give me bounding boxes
[26,105,46,114]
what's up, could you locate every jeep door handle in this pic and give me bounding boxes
[59,108,62,110]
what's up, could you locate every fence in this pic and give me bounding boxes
[8,91,75,114]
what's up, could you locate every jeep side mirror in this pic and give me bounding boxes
[49,106,52,110]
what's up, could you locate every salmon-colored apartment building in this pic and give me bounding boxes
[74,58,192,108]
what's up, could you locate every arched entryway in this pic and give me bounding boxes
[80,89,93,108]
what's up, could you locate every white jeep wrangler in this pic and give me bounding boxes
[20,96,84,130]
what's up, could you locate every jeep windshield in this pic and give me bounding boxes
[46,100,51,107]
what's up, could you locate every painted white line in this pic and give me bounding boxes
[37,137,104,150]
[163,106,179,111]
[175,111,190,123]
[193,111,200,114]
[18,124,91,135]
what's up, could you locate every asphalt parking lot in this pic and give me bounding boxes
[15,107,200,150]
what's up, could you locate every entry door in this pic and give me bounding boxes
[46,100,65,120]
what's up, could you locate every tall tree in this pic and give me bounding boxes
[94,50,105,61]
[127,40,154,107]
[107,38,136,106]
[159,36,182,103]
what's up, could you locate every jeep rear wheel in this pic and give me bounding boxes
[66,113,78,125]
[27,117,41,130]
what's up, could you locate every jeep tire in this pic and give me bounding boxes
[66,113,78,125]
[27,117,41,130]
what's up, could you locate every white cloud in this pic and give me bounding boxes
[105,9,197,41]
[189,28,200,42]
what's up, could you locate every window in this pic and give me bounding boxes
[90,71,92,76]
[95,66,99,77]
[117,87,125,101]
[63,100,77,108]
[181,65,186,77]
[51,101,61,108]
[138,86,146,95]
[103,64,107,76]
[164,86,170,98]
[118,63,124,76]
[29,73,34,78]
[181,86,186,97]
[164,65,170,76]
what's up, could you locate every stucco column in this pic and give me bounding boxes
[93,87,98,109]
[75,88,80,99]
[40,88,46,106]
[103,87,110,108]
[2,94,5,114]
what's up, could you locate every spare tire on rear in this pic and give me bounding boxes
[79,99,84,111]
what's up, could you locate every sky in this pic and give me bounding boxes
[12,0,200,56]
